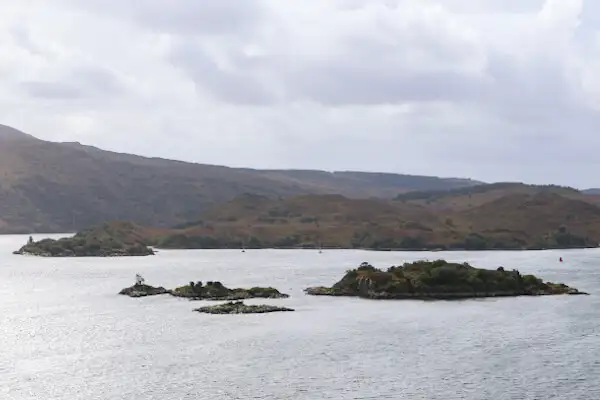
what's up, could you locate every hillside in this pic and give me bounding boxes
[21,185,600,251]
[0,124,480,233]
[395,182,582,211]
[154,188,600,250]
[160,194,451,249]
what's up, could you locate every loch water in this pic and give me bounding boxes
[1,234,599,399]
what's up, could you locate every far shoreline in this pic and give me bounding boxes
[7,231,599,255]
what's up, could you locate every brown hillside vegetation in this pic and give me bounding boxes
[395,182,582,211]
[166,194,451,249]
[18,187,600,252]
[153,186,600,250]
[0,124,479,233]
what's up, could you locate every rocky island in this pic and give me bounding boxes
[194,301,294,314]
[119,284,169,297]
[13,222,155,257]
[119,275,169,297]
[305,260,588,300]
[170,281,289,300]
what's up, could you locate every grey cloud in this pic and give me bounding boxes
[21,81,84,99]
[170,41,278,104]
[20,67,123,100]
[441,0,546,13]
[10,26,51,58]
[66,0,264,35]
[73,67,123,95]
[4,0,600,188]
[168,4,486,106]
[287,65,487,105]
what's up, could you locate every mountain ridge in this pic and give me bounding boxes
[0,125,482,233]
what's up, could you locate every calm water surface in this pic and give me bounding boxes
[1,234,599,399]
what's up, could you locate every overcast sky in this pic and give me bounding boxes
[1,0,599,187]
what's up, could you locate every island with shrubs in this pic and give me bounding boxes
[118,276,293,315]
[13,222,154,257]
[194,301,294,314]
[305,260,588,300]
[118,276,289,302]
[170,281,289,300]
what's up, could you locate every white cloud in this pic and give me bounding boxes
[0,0,599,187]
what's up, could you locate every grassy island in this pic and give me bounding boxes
[194,301,294,314]
[170,281,289,301]
[305,260,588,300]
[13,222,155,257]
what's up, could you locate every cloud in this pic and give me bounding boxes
[0,0,599,188]
[20,66,123,99]
[65,0,264,36]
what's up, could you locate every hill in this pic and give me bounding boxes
[20,186,600,252]
[0,124,480,233]
[155,187,600,250]
[395,182,582,211]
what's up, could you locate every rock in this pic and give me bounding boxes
[305,260,588,300]
[119,284,169,298]
[304,286,342,296]
[194,301,294,314]
[566,288,590,295]
[170,281,289,301]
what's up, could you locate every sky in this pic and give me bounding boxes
[1,0,599,188]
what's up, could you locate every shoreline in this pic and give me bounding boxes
[151,245,600,252]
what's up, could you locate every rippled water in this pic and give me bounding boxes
[1,234,599,399]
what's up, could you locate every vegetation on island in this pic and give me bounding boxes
[169,281,289,301]
[305,260,588,300]
[194,301,294,314]
[13,222,155,257]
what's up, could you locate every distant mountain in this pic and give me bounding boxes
[583,188,600,195]
[0,125,480,233]
[395,182,582,210]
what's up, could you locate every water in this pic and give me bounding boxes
[1,234,599,399]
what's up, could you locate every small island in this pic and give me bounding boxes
[170,281,289,301]
[194,301,295,314]
[119,275,169,297]
[305,260,588,300]
[13,222,155,257]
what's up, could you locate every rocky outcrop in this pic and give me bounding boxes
[305,260,589,300]
[170,281,289,301]
[119,284,169,297]
[194,301,294,314]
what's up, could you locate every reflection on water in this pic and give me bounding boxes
[1,234,599,399]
